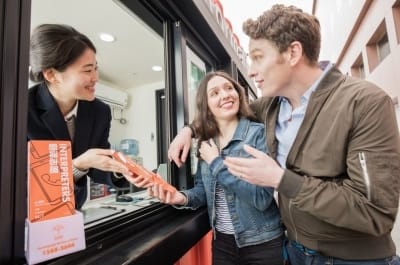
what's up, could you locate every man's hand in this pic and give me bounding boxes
[167,126,193,167]
[223,144,284,188]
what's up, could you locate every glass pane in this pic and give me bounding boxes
[377,34,390,61]
[29,0,165,226]
[186,46,207,176]
[359,63,365,79]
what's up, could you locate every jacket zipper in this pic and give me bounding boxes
[288,199,298,242]
[358,152,371,200]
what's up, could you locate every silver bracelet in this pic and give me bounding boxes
[184,124,196,138]
[72,166,89,181]
[113,172,124,179]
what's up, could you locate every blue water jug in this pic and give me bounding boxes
[119,139,139,156]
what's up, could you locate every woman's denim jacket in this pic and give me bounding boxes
[180,118,282,247]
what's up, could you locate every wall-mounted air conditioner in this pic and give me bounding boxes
[95,82,128,109]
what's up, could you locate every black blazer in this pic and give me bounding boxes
[28,83,117,209]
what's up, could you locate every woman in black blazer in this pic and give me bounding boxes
[28,24,130,209]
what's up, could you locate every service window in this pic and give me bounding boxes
[186,46,207,177]
[30,0,166,227]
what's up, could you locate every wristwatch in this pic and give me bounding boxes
[184,124,196,138]
[72,166,89,181]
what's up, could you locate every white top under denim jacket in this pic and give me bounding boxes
[177,118,283,248]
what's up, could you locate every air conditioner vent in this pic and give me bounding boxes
[95,82,128,109]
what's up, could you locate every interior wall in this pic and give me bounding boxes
[109,81,164,171]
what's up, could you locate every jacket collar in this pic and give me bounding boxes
[259,66,346,161]
[36,83,95,155]
[231,117,251,142]
[285,67,346,166]
[36,83,70,140]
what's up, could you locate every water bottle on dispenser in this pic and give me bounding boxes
[118,139,143,193]
[119,139,139,157]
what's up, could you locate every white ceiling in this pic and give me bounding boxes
[31,0,164,90]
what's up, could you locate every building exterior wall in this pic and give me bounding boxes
[315,0,400,255]
[316,0,367,63]
[316,0,400,101]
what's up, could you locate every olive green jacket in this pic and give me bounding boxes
[251,67,400,259]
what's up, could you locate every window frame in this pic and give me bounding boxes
[0,0,31,263]
[366,20,391,72]
[2,0,256,263]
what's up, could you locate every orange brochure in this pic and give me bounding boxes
[112,151,177,194]
[28,140,75,222]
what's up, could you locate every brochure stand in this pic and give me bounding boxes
[25,212,86,265]
[25,140,86,264]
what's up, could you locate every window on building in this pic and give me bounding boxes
[366,20,390,72]
[30,0,166,228]
[351,54,366,79]
[377,33,390,61]
[393,0,400,44]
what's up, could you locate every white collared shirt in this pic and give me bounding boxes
[64,101,79,121]
[276,63,333,168]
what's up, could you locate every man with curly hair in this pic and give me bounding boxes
[168,4,400,264]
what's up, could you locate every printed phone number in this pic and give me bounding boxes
[42,242,75,256]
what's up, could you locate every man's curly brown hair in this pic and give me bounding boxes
[243,4,321,64]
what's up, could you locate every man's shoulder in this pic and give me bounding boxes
[337,74,390,103]
[250,97,274,110]
[249,97,276,122]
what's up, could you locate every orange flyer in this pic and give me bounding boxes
[28,140,75,222]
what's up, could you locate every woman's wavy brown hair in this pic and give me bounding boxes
[192,71,256,151]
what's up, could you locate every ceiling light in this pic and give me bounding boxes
[152,65,162,72]
[99,33,115,42]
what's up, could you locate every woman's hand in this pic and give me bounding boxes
[199,139,219,164]
[73,148,130,175]
[167,126,193,167]
[148,183,187,205]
